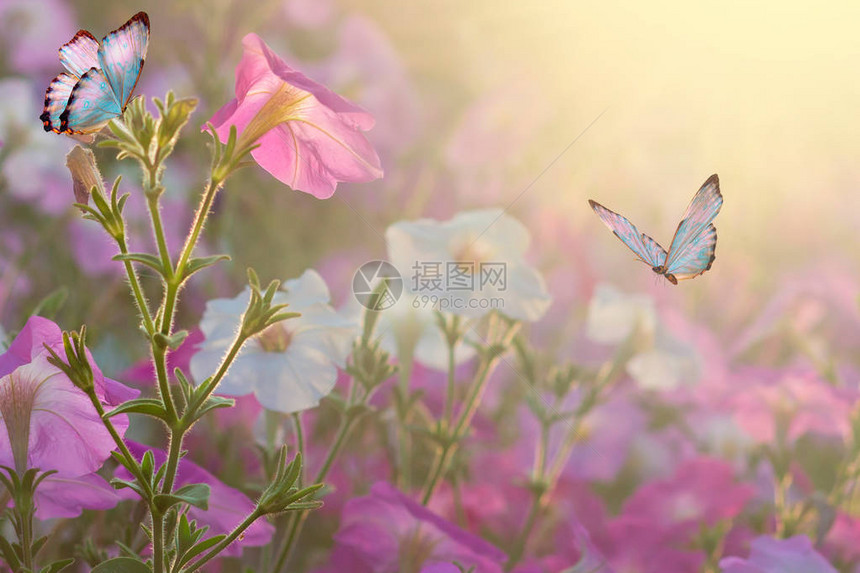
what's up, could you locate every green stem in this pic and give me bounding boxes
[89,394,152,499]
[422,352,500,505]
[545,417,585,488]
[184,509,264,572]
[146,194,175,283]
[190,329,248,413]
[314,413,356,485]
[271,391,368,573]
[153,345,179,424]
[395,347,414,489]
[116,235,156,336]
[505,495,543,571]
[152,511,165,573]
[272,512,307,573]
[292,413,304,488]
[443,340,457,427]
[176,178,223,276]
[18,508,34,571]
[161,428,187,494]
[505,418,552,570]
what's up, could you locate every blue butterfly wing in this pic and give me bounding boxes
[40,73,79,132]
[59,68,123,134]
[589,200,668,267]
[98,11,149,110]
[664,174,723,281]
[59,30,99,77]
[665,224,717,281]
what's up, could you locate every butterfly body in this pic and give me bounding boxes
[40,12,149,136]
[588,174,722,284]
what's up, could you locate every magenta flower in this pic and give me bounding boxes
[719,535,838,573]
[823,512,860,564]
[210,33,383,198]
[118,442,274,557]
[620,457,754,543]
[3,470,121,520]
[0,317,137,476]
[29,472,120,519]
[326,481,506,573]
[602,517,705,573]
[0,316,138,406]
[728,367,858,444]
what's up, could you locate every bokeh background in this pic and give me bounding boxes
[2,0,858,353]
[1,0,859,571]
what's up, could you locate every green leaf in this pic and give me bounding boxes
[189,396,235,422]
[31,535,48,557]
[112,253,167,275]
[30,287,69,320]
[39,558,75,573]
[91,557,150,573]
[141,450,155,480]
[183,254,231,279]
[154,483,210,513]
[109,478,147,499]
[175,535,225,569]
[152,330,189,352]
[0,535,21,571]
[282,500,323,511]
[103,398,168,421]
[166,330,189,350]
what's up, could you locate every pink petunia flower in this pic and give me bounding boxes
[620,457,755,543]
[209,33,383,198]
[29,471,120,519]
[0,316,138,476]
[601,517,705,573]
[719,535,838,573]
[728,367,858,445]
[823,512,860,565]
[325,481,506,573]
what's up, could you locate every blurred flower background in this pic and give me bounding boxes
[1,0,860,572]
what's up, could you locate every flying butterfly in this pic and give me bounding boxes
[588,174,723,284]
[40,11,149,136]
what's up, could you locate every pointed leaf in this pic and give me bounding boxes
[112,253,167,274]
[0,535,21,570]
[90,557,150,573]
[154,483,210,513]
[31,535,49,557]
[103,398,168,421]
[184,254,231,278]
[176,535,226,569]
[190,396,235,422]
[39,558,75,573]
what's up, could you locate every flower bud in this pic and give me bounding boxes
[65,146,105,206]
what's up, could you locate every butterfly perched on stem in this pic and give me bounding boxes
[588,174,723,285]
[40,11,149,137]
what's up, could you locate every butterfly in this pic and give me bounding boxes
[40,11,149,136]
[588,174,723,285]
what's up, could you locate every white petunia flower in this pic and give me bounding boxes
[585,283,656,344]
[585,283,702,392]
[385,209,551,322]
[190,270,358,414]
[625,333,701,391]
